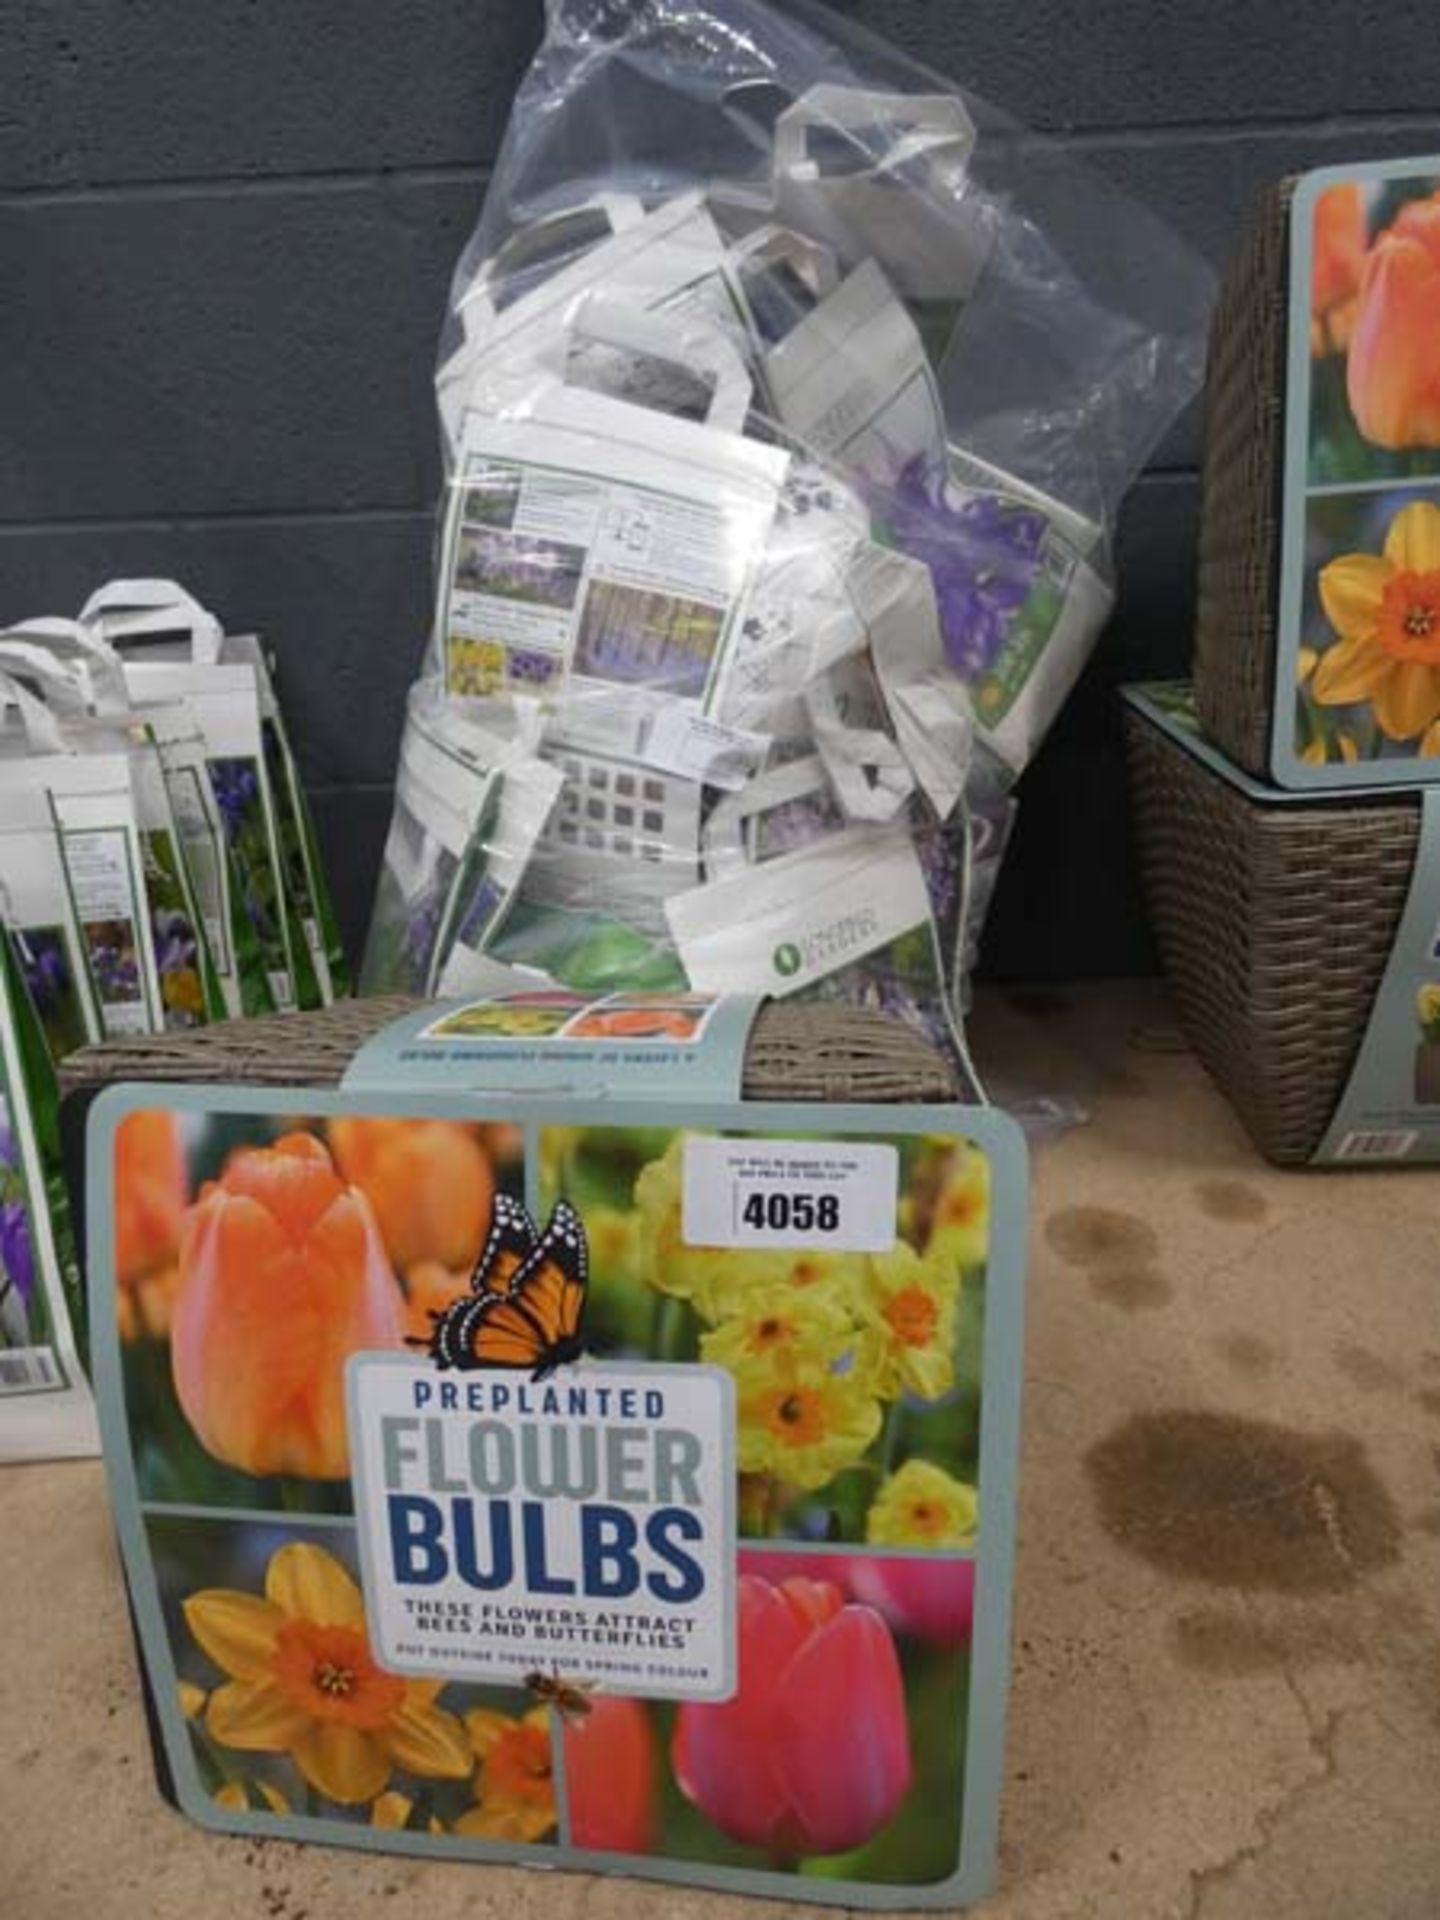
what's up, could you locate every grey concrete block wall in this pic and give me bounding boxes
[4,3,1439,977]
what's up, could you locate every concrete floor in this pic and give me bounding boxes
[3,983,1439,1918]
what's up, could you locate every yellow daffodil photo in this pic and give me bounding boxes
[733,1349,884,1491]
[182,1539,472,1806]
[867,1459,979,1549]
[153,1521,598,1836]
[1311,500,1440,742]
[541,1125,991,1544]
[863,1243,959,1401]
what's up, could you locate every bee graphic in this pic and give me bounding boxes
[421,1193,589,1381]
[524,1669,596,1723]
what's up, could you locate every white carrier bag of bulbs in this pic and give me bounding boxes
[362,0,1213,1090]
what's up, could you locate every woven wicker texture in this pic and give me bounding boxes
[60,997,960,1106]
[1193,178,1293,775]
[1124,708,1419,1163]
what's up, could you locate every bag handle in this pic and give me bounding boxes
[562,292,754,433]
[727,222,841,304]
[0,660,71,756]
[2,616,132,716]
[454,195,647,332]
[773,85,976,184]
[79,579,224,663]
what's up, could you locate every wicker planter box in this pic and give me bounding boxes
[1123,690,1421,1163]
[1193,180,1291,776]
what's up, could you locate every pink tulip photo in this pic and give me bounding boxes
[673,1574,911,1858]
[848,1556,976,1647]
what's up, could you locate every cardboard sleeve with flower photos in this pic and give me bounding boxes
[1198,155,1440,787]
[84,987,1026,1907]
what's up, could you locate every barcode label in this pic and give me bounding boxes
[0,1346,64,1393]
[1336,1130,1418,1162]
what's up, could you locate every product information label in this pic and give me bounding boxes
[347,1356,736,1700]
[666,822,933,997]
[682,1137,899,1251]
[440,401,784,782]
[342,988,760,1102]
[62,826,153,1037]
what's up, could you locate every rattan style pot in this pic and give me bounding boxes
[1192,179,1292,775]
[58,998,961,1241]
[59,996,959,1107]
[1124,699,1420,1163]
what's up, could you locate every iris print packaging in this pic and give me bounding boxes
[122,660,319,1015]
[81,988,1025,1903]
[225,634,352,1005]
[0,640,225,1037]
[367,0,1211,1081]
[141,708,273,1023]
[80,579,350,1006]
[362,684,561,998]
[0,791,102,1063]
[0,875,95,1458]
[0,664,169,1039]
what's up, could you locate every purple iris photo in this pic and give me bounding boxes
[404,886,447,988]
[0,1125,35,1313]
[882,457,1048,679]
[0,1202,35,1313]
[209,760,261,838]
[19,936,68,1016]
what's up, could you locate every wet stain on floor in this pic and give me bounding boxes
[1090,1267,1173,1312]
[1418,1389,1440,1421]
[1334,1343,1405,1394]
[1086,1409,1403,1592]
[1195,1178,1268,1224]
[1216,1332,1280,1376]
[1169,1605,1363,1674]
[1046,1206,1159,1268]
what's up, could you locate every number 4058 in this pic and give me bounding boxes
[740,1190,840,1233]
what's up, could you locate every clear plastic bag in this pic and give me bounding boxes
[363,0,1213,1090]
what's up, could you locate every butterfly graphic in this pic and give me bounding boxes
[424,1193,589,1381]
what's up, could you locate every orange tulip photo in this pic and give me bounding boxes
[1307,169,1440,486]
[562,1003,710,1042]
[117,1110,520,1511]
